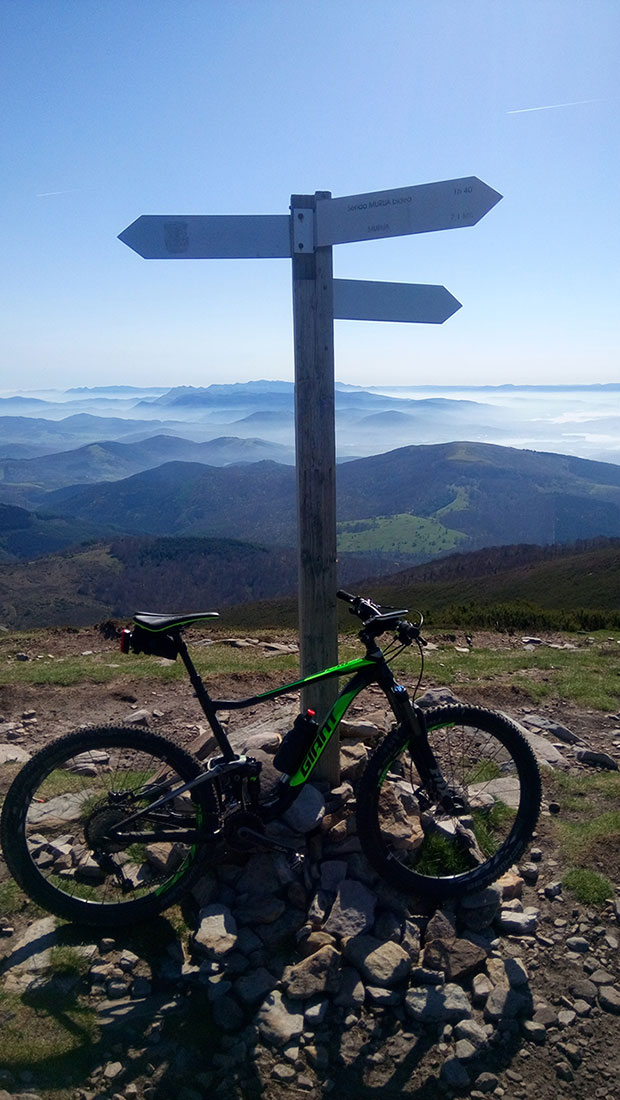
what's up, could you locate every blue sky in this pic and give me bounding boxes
[2,0,618,390]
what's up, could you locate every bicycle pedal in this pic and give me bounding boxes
[287,851,305,871]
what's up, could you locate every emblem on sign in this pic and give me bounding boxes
[164,221,189,254]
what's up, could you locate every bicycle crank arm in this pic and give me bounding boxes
[236,825,305,864]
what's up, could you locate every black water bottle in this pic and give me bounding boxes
[273,709,319,775]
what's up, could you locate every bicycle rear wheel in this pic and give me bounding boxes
[357,705,541,901]
[1,726,215,926]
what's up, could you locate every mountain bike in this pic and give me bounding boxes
[0,591,541,926]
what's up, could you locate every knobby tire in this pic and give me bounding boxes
[1,726,215,926]
[357,704,541,901]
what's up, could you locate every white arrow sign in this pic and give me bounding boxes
[316,176,501,247]
[118,214,291,259]
[333,279,461,323]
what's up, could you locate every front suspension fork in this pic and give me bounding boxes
[388,686,456,807]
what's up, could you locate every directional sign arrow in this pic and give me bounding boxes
[333,279,462,324]
[316,176,502,247]
[118,214,291,259]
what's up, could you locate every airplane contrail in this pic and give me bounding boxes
[508,98,605,114]
[36,188,87,197]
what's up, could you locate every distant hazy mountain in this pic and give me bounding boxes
[0,434,295,502]
[38,442,620,566]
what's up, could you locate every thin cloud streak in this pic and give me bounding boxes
[36,188,88,197]
[508,98,606,114]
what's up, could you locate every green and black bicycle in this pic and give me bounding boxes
[0,590,541,926]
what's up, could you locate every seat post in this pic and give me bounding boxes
[176,633,236,761]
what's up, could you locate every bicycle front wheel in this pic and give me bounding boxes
[357,705,541,901]
[1,726,215,926]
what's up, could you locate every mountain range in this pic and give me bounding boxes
[30,442,620,559]
[2,381,620,629]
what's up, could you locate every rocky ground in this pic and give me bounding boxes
[0,627,619,1100]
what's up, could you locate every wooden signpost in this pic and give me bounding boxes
[119,176,502,780]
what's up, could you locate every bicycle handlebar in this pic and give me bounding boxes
[337,589,422,643]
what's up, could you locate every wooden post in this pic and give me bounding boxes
[291,192,340,785]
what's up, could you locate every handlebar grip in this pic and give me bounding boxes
[336,589,357,603]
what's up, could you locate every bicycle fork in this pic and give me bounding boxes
[387,684,458,808]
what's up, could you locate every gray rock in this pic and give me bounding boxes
[0,744,30,763]
[1,916,58,988]
[570,978,597,1003]
[123,708,150,724]
[458,885,502,931]
[340,743,368,781]
[509,718,570,767]
[522,1018,547,1044]
[423,936,487,982]
[304,996,329,1024]
[475,1071,500,1092]
[373,910,403,943]
[240,731,281,754]
[405,983,472,1024]
[283,944,341,999]
[566,935,590,953]
[192,904,238,960]
[235,895,286,926]
[333,965,365,1007]
[339,718,383,742]
[320,859,348,892]
[484,985,531,1021]
[454,1038,477,1062]
[523,715,582,744]
[598,985,620,1013]
[282,784,325,833]
[590,968,616,985]
[247,851,298,893]
[257,990,304,1047]
[234,967,275,1005]
[324,879,376,938]
[344,935,411,987]
[533,1003,558,1028]
[454,1018,490,1047]
[417,687,460,708]
[496,908,539,935]
[440,1056,471,1089]
[575,748,618,770]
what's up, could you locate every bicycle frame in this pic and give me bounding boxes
[111,622,436,844]
[176,631,429,793]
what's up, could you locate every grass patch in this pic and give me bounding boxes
[0,635,302,687]
[554,810,620,862]
[49,945,92,978]
[564,867,614,906]
[0,986,99,1085]
[337,513,466,556]
[395,638,620,713]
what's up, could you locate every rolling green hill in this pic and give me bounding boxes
[0,503,111,562]
[0,536,299,628]
[38,442,620,567]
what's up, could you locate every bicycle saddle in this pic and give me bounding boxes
[133,611,220,632]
